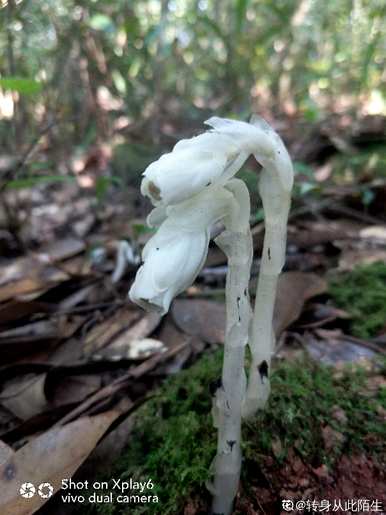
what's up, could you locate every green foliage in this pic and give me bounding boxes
[329,262,386,339]
[94,175,122,202]
[293,161,320,198]
[5,174,76,190]
[0,77,42,95]
[1,0,386,153]
[235,0,249,33]
[132,223,155,239]
[331,145,386,182]
[111,143,163,187]
[88,350,386,514]
[89,351,222,515]
[244,356,386,466]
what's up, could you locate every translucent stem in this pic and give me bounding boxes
[210,180,252,515]
[243,169,291,418]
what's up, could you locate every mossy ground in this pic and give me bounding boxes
[85,348,386,515]
[329,261,386,339]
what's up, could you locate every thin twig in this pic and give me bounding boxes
[340,334,386,355]
[0,119,59,191]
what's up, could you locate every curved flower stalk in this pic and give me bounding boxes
[209,179,252,515]
[128,115,293,515]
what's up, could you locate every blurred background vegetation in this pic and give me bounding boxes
[0,0,386,246]
[0,7,386,510]
[1,0,385,149]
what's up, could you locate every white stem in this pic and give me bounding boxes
[210,180,252,515]
[243,169,291,419]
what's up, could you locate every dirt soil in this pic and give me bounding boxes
[185,452,386,515]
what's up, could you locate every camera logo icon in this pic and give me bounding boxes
[19,483,36,499]
[19,481,54,499]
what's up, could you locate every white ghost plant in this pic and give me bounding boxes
[129,115,293,515]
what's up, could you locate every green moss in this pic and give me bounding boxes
[87,350,386,515]
[329,261,386,339]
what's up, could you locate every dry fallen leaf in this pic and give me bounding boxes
[338,248,386,270]
[0,320,58,342]
[172,299,226,344]
[0,441,13,466]
[331,406,348,425]
[0,410,119,515]
[305,330,376,365]
[273,272,327,336]
[35,237,85,263]
[157,320,205,374]
[103,311,162,356]
[0,300,52,326]
[171,273,326,344]
[45,373,102,407]
[96,337,166,361]
[82,307,142,357]
[321,425,345,451]
[0,374,47,420]
[359,225,386,243]
[0,261,67,303]
[0,317,82,364]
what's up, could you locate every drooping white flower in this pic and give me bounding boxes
[129,187,234,314]
[141,132,245,206]
[128,226,208,314]
[140,116,293,207]
[128,114,294,515]
[205,115,293,192]
[130,115,294,316]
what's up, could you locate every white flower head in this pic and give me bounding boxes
[206,115,294,192]
[129,225,208,314]
[129,187,233,314]
[141,132,243,206]
[141,116,293,208]
[130,115,294,315]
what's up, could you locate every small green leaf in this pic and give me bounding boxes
[235,0,248,33]
[294,161,315,178]
[132,223,155,238]
[299,182,317,195]
[89,14,114,32]
[0,77,42,95]
[94,175,121,202]
[361,189,375,206]
[95,176,111,201]
[251,208,264,224]
[6,175,75,190]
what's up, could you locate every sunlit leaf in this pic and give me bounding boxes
[112,70,126,94]
[0,77,42,95]
[235,0,249,33]
[299,182,317,195]
[89,13,114,32]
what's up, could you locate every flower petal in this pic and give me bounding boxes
[141,146,228,205]
[129,229,208,314]
[205,116,293,192]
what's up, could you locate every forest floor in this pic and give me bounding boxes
[0,114,385,514]
[82,349,386,515]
